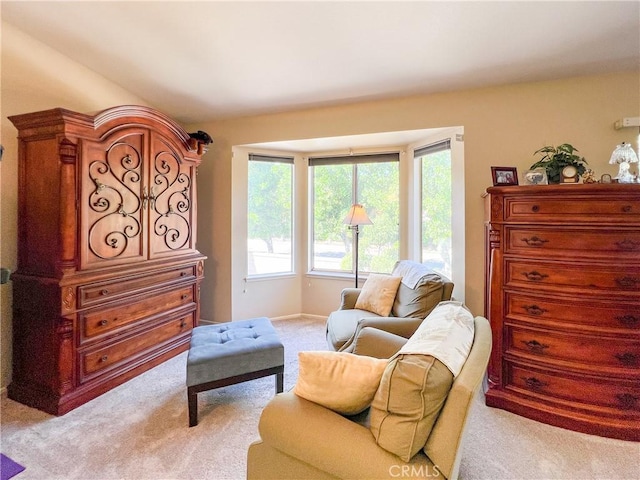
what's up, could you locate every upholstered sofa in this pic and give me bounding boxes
[326,260,454,352]
[247,314,492,480]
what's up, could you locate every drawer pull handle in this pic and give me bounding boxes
[615,239,640,251]
[616,315,640,328]
[615,277,638,289]
[180,320,187,328]
[522,236,549,247]
[616,393,639,410]
[180,272,188,277]
[99,289,109,296]
[99,319,108,326]
[100,355,108,363]
[522,271,548,282]
[523,377,548,390]
[522,340,550,353]
[181,294,189,300]
[615,353,638,367]
[622,205,632,213]
[531,205,540,213]
[523,305,548,316]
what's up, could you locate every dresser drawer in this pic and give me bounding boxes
[505,260,640,294]
[80,313,193,380]
[78,265,195,308]
[505,292,640,331]
[503,196,640,223]
[505,227,640,259]
[505,361,640,414]
[506,325,640,371]
[80,286,194,343]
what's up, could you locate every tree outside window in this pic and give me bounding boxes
[247,155,293,275]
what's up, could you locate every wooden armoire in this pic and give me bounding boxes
[8,105,209,415]
[485,184,640,441]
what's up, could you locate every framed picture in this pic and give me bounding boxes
[523,168,548,185]
[491,167,518,186]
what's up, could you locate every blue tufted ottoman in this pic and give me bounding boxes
[186,317,284,426]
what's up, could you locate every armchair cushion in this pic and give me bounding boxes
[370,354,453,462]
[369,302,475,462]
[354,274,402,317]
[294,351,387,415]
[392,270,449,319]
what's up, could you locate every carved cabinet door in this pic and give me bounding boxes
[80,130,148,268]
[147,133,198,258]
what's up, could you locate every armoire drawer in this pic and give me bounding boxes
[78,265,195,308]
[80,286,194,342]
[505,260,640,294]
[80,313,193,381]
[505,361,640,414]
[503,196,640,223]
[505,292,640,331]
[505,227,640,259]
[506,325,640,371]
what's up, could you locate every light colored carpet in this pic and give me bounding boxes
[1,317,638,480]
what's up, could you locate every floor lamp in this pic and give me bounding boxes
[343,204,373,288]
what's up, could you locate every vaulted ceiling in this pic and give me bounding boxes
[3,1,639,124]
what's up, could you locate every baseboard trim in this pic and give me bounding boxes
[199,314,327,326]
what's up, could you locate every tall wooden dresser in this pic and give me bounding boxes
[9,106,209,415]
[485,184,640,441]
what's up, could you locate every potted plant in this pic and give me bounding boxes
[529,143,588,184]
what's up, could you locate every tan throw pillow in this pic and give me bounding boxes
[370,354,453,462]
[354,274,402,317]
[294,351,387,415]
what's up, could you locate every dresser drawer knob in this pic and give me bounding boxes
[522,340,550,353]
[99,319,108,326]
[522,271,549,282]
[523,377,548,390]
[615,277,639,289]
[181,294,189,300]
[616,393,639,410]
[531,205,540,212]
[616,315,640,328]
[522,236,549,247]
[180,272,188,277]
[100,355,108,363]
[615,239,640,251]
[523,305,548,316]
[615,353,638,367]
[622,205,632,213]
[99,289,109,296]
[180,320,187,328]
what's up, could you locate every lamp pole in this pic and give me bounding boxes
[343,204,372,288]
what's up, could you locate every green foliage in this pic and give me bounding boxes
[248,161,292,252]
[530,144,588,184]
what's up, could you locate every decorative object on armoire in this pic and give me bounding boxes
[8,105,209,415]
[484,184,640,441]
[529,144,587,184]
[609,142,639,183]
[491,166,518,186]
[342,204,373,287]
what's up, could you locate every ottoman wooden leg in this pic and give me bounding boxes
[188,387,198,427]
[276,370,284,394]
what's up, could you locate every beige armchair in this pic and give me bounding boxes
[247,316,492,480]
[326,260,454,352]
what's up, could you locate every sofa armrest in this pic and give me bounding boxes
[351,327,407,358]
[257,392,435,480]
[340,316,424,353]
[339,288,362,310]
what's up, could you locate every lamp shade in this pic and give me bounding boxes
[342,204,373,226]
[609,142,639,165]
